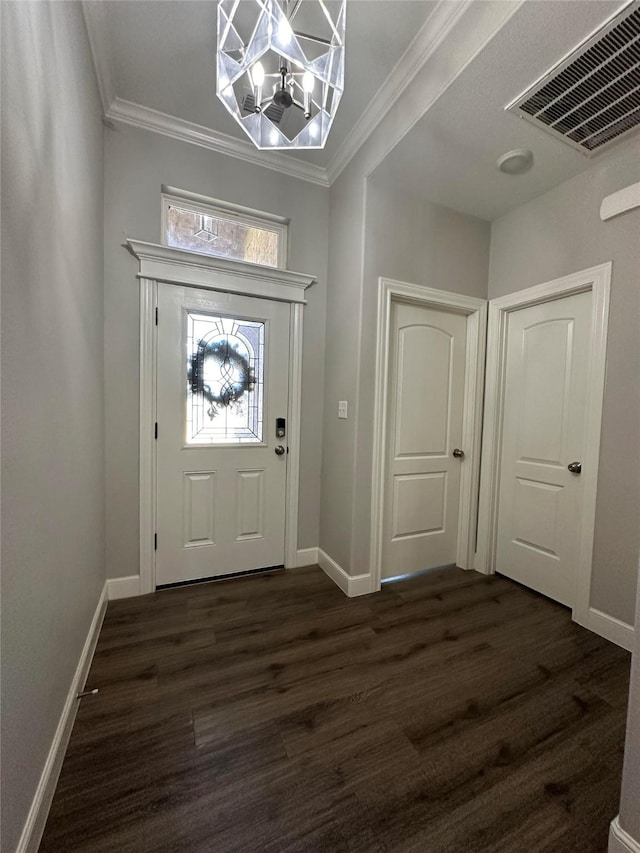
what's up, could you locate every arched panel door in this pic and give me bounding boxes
[496,290,591,606]
[382,301,468,579]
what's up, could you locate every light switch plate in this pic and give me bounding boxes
[338,400,348,419]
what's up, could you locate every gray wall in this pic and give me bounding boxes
[319,161,366,571]
[318,1,515,576]
[350,179,490,575]
[104,124,329,579]
[489,138,640,625]
[320,166,490,576]
[1,3,106,850]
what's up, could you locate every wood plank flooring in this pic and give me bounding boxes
[40,566,630,853]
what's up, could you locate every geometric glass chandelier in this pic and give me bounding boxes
[216,0,346,150]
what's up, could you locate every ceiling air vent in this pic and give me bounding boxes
[506,1,640,155]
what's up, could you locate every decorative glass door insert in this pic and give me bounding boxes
[186,312,265,444]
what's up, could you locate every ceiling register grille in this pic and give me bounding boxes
[507,2,640,154]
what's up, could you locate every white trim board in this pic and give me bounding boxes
[107,98,330,188]
[126,240,314,305]
[326,0,471,184]
[80,0,114,113]
[107,575,141,601]
[475,263,612,638]
[586,608,635,653]
[318,549,373,597]
[600,181,640,221]
[128,241,314,595]
[610,817,640,853]
[295,547,319,568]
[16,582,108,853]
[284,302,306,569]
[370,278,487,593]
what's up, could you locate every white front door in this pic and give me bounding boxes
[155,283,290,586]
[495,290,591,607]
[382,300,468,579]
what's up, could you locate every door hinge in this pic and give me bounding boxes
[154,533,157,551]
[155,306,158,325]
[154,422,158,440]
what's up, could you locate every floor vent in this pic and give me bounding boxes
[506,1,640,155]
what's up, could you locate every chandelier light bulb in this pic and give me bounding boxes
[302,71,314,119]
[252,61,265,88]
[216,0,346,149]
[277,17,293,45]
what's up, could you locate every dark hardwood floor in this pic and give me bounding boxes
[40,566,630,853]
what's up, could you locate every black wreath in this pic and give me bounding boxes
[188,338,256,414]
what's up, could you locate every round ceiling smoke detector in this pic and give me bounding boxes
[497,149,534,175]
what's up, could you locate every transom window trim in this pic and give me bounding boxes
[161,189,289,270]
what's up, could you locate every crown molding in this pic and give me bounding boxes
[107,98,330,188]
[81,0,114,113]
[82,0,477,188]
[325,0,473,184]
[82,0,315,184]
[362,0,526,184]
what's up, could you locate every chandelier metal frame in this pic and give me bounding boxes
[216,0,346,150]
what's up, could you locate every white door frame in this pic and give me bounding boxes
[475,263,612,630]
[127,240,315,595]
[370,278,488,592]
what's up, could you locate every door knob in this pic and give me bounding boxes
[275,445,286,456]
[567,461,582,474]
[452,448,465,459]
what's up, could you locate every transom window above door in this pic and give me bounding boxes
[161,188,288,268]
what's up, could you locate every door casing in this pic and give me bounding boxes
[371,278,488,593]
[128,240,315,595]
[476,263,612,634]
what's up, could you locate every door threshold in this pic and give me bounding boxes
[381,563,457,585]
[156,565,285,591]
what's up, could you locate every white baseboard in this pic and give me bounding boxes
[294,547,319,568]
[585,607,635,652]
[610,817,640,853]
[317,548,372,597]
[107,574,141,600]
[17,580,108,853]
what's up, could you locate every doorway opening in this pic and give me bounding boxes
[128,239,314,594]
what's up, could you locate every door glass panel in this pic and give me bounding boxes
[186,312,264,444]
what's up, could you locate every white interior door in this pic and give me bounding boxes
[496,290,591,607]
[155,283,290,586]
[382,300,468,579]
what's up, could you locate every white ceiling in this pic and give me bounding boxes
[370,0,637,221]
[101,0,436,168]
[91,0,638,220]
